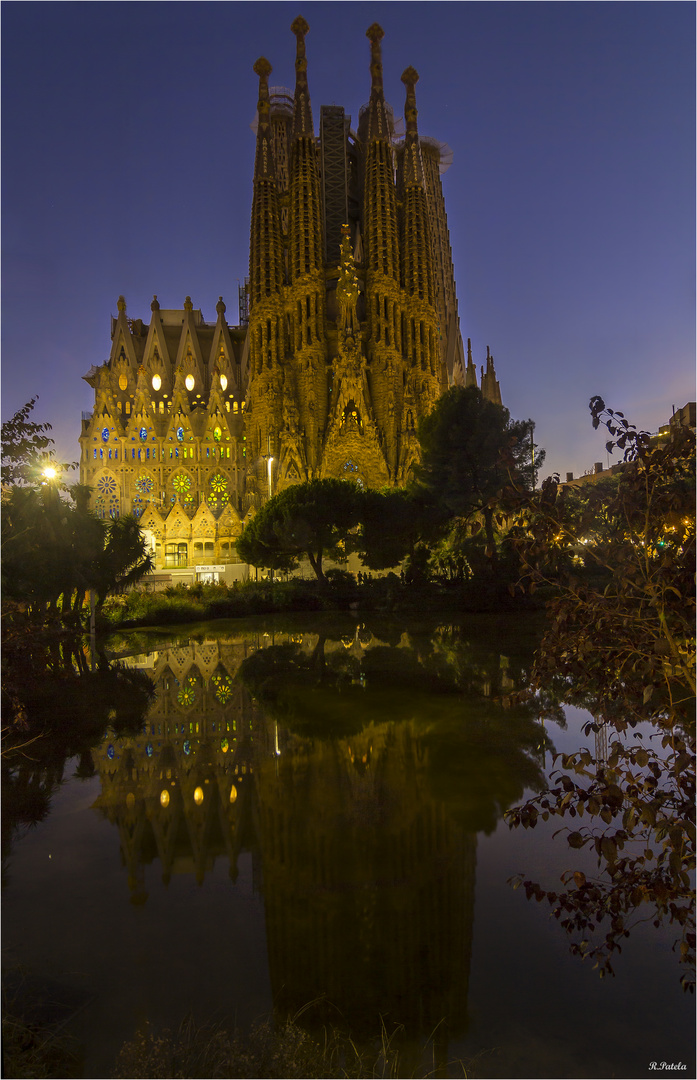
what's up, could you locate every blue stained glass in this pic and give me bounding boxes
[176,427,184,442]
[101,428,110,443]
[145,742,153,757]
[183,740,191,755]
[139,427,147,441]
[107,744,115,759]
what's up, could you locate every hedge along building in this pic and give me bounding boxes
[79,19,502,582]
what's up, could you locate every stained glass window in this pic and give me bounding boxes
[173,474,191,495]
[183,740,191,756]
[213,427,222,442]
[220,737,229,753]
[135,475,153,495]
[152,374,161,391]
[212,673,232,704]
[176,426,184,442]
[101,428,110,443]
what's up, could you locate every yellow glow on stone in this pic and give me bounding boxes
[229,785,238,804]
[160,789,170,808]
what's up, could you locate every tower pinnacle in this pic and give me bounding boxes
[291,15,313,138]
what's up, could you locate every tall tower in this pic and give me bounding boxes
[79,18,502,575]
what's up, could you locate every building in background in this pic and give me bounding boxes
[79,19,503,580]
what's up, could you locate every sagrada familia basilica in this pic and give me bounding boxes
[79,19,502,580]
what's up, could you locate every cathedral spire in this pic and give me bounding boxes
[249,56,283,308]
[400,66,425,188]
[365,23,389,142]
[291,15,313,138]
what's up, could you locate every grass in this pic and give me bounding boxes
[99,574,539,631]
[112,1011,477,1079]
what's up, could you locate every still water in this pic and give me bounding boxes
[3,614,693,1079]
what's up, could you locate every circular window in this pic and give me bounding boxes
[101,428,110,443]
[176,427,184,442]
[118,373,128,391]
[152,374,161,391]
[135,475,153,495]
[220,374,228,392]
[185,375,195,391]
[97,475,117,496]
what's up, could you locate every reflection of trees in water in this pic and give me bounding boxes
[2,634,154,871]
[65,622,552,1063]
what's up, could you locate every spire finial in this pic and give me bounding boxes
[291,15,313,137]
[467,338,472,362]
[117,295,126,313]
[151,294,160,312]
[253,56,272,120]
[366,23,385,97]
[401,66,419,137]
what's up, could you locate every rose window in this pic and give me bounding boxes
[98,475,117,497]
[213,674,232,704]
[177,684,196,707]
[135,475,153,495]
[173,474,191,495]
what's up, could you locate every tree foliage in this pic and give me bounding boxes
[236,479,362,583]
[504,399,696,989]
[1,397,73,487]
[416,386,543,567]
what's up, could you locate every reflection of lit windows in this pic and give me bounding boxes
[185,375,195,391]
[126,792,135,808]
[177,684,195,706]
[183,740,191,755]
[230,785,238,804]
[145,742,154,757]
[194,786,204,805]
[160,789,170,807]
[213,673,232,703]
[221,737,229,752]
[220,374,227,391]
[152,374,161,391]
[107,745,115,759]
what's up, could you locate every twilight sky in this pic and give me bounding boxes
[2,1,694,480]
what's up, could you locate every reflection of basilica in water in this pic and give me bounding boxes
[91,627,541,1053]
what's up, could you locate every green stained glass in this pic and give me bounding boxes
[173,474,191,495]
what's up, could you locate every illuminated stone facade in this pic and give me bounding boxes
[79,19,502,576]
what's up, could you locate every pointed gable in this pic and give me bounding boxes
[139,503,165,540]
[191,501,217,538]
[217,501,242,539]
[173,297,206,396]
[164,503,192,540]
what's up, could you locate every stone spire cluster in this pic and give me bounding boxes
[79,18,504,577]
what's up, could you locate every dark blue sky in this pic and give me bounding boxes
[2,1,694,478]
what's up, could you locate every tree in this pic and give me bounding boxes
[236,479,362,584]
[505,399,695,989]
[355,487,444,571]
[416,386,543,568]
[1,397,73,487]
